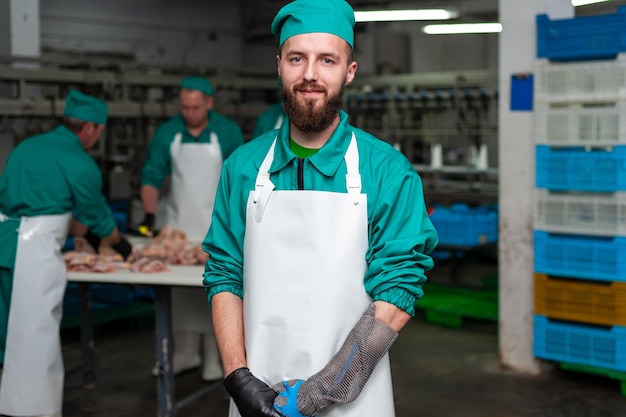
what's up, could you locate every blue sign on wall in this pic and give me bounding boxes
[510,73,533,111]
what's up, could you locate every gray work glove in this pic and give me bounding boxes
[273,304,398,417]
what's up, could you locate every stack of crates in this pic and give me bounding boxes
[533,7,626,394]
[429,203,498,247]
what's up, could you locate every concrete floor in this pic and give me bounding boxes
[60,257,626,417]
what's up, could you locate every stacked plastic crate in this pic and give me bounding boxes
[533,7,626,394]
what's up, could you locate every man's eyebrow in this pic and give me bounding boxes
[284,50,341,60]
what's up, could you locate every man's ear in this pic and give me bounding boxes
[81,122,95,135]
[346,58,358,84]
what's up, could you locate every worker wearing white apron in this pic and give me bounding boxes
[167,130,221,377]
[202,1,438,416]
[0,90,132,417]
[139,76,244,380]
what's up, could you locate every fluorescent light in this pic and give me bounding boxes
[354,9,458,22]
[572,0,609,6]
[423,23,503,34]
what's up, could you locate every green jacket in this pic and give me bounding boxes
[0,125,116,238]
[141,110,244,188]
[203,110,438,316]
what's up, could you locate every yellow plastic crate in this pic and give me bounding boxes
[534,273,626,326]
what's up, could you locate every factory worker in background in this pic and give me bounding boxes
[252,102,286,139]
[138,76,244,381]
[203,0,438,416]
[0,89,132,417]
[252,77,287,139]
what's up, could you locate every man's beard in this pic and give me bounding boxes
[281,82,344,133]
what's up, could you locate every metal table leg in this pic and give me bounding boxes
[78,282,96,388]
[154,285,175,417]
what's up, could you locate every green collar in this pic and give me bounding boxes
[270,110,353,177]
[56,125,83,148]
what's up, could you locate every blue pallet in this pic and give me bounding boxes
[536,146,626,192]
[534,231,626,282]
[534,315,626,372]
[536,6,626,61]
[429,204,498,247]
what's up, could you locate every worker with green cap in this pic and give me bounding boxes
[139,76,244,381]
[252,78,287,138]
[203,1,438,417]
[0,89,132,417]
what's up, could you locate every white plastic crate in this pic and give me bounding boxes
[535,56,626,103]
[535,189,626,236]
[535,102,626,146]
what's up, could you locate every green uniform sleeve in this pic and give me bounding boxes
[220,122,245,160]
[202,160,245,303]
[141,125,172,188]
[365,170,438,317]
[70,159,116,237]
[252,113,274,139]
[252,103,284,139]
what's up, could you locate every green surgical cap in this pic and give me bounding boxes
[180,76,214,96]
[271,0,355,48]
[63,90,108,125]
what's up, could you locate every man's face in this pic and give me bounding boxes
[277,32,357,133]
[81,123,106,150]
[180,89,213,129]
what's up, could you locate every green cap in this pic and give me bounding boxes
[63,90,108,125]
[180,76,214,96]
[271,0,355,48]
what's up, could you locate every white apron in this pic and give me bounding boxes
[168,132,222,333]
[0,212,71,416]
[229,134,395,417]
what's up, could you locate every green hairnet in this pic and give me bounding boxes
[63,90,108,125]
[180,76,214,96]
[271,0,355,47]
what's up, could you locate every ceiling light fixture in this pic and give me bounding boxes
[422,23,503,35]
[354,9,459,22]
[571,0,610,6]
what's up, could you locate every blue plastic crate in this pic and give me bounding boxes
[536,145,626,192]
[534,231,626,282]
[534,315,626,371]
[429,204,498,247]
[112,211,128,233]
[537,7,626,61]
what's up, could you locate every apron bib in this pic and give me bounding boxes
[229,134,395,417]
[0,212,71,416]
[168,132,222,333]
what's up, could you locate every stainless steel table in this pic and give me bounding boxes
[67,266,220,417]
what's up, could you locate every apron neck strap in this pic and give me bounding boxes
[344,133,361,205]
[254,132,361,205]
[254,139,277,196]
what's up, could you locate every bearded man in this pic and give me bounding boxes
[202,1,438,416]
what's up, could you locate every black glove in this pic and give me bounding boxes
[83,230,101,252]
[137,213,155,236]
[112,236,132,260]
[223,367,282,417]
